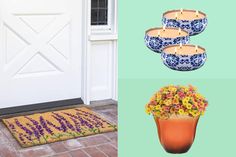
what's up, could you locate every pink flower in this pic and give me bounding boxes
[164,106,170,112]
[166,94,173,99]
[175,105,180,110]
[178,92,185,98]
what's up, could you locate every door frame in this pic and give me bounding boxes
[82,0,118,105]
[81,0,91,105]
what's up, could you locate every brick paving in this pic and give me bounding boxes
[0,103,118,157]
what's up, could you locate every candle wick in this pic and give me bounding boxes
[195,46,198,52]
[196,10,199,17]
[163,27,166,32]
[175,12,178,20]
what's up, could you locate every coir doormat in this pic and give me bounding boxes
[2,107,117,147]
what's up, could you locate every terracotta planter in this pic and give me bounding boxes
[154,115,199,153]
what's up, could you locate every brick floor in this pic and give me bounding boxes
[97,144,117,157]
[0,104,117,157]
[83,147,107,157]
[78,135,111,147]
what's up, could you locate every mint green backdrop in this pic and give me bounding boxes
[119,0,236,156]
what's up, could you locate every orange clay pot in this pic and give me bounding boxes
[154,115,199,154]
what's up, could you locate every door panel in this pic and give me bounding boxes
[0,0,82,108]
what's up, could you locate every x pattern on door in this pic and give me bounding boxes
[3,12,72,77]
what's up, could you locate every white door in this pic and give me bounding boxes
[0,0,82,108]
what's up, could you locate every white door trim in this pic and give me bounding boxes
[81,0,91,105]
[81,0,118,104]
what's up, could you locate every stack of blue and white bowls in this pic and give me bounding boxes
[144,9,208,71]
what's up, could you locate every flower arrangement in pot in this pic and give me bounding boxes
[145,85,208,154]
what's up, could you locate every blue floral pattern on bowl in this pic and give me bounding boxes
[162,15,207,36]
[144,28,190,53]
[161,46,207,71]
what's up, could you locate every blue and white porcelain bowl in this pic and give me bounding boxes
[161,44,207,71]
[162,9,208,36]
[144,27,190,53]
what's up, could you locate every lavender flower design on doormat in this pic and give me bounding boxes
[2,107,117,148]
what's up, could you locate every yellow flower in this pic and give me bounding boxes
[190,110,200,117]
[189,110,195,116]
[184,112,189,116]
[153,111,161,117]
[149,105,155,110]
[184,97,190,102]
[178,109,185,115]
[195,93,204,99]
[184,87,189,93]
[186,103,192,109]
[159,100,164,105]
[145,108,151,115]
[145,104,151,115]
[155,105,161,111]
[196,112,200,116]
[199,102,205,108]
[183,101,188,107]
[163,99,172,106]
[174,94,179,99]
[182,97,190,106]
[156,94,162,101]
[168,86,177,93]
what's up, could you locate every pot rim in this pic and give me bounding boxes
[145,27,189,38]
[162,44,206,55]
[154,114,200,120]
[162,9,207,19]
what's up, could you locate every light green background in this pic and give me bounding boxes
[119,0,236,79]
[118,0,236,156]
